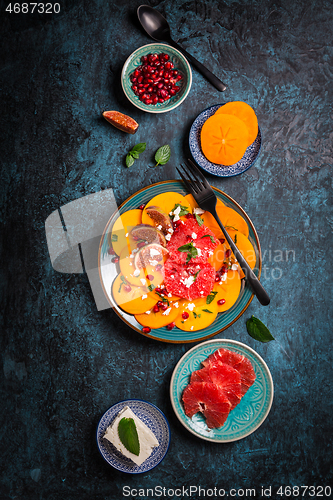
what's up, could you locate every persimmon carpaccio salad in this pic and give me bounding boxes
[108,192,256,335]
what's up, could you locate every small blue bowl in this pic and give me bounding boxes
[189,104,262,177]
[121,43,192,113]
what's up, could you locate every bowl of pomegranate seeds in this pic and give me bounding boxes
[121,43,192,113]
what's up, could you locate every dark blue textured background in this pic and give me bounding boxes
[1,0,332,498]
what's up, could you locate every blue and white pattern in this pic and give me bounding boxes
[121,43,192,114]
[96,399,170,473]
[170,339,274,442]
[189,104,262,177]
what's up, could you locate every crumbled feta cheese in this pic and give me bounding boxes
[173,206,181,216]
[171,275,174,279]
[182,276,195,288]
[231,264,238,271]
[145,310,151,314]
[168,228,174,233]
[191,232,197,239]
[173,214,180,222]
[190,326,194,330]
[200,291,204,294]
[150,259,159,267]
[165,234,172,241]
[132,248,139,253]
[140,278,147,285]
[187,303,196,311]
[133,269,140,277]
[193,207,205,215]
[208,251,214,256]
[150,248,160,257]
[168,293,172,298]
[162,307,171,316]
[174,302,179,308]
[220,274,227,282]
[196,248,202,257]
[141,294,147,300]
[125,233,129,237]
[130,254,134,259]
[157,224,162,230]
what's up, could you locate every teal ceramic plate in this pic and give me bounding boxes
[121,43,192,113]
[170,339,274,442]
[98,181,262,343]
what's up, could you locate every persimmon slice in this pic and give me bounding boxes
[215,101,258,147]
[200,114,249,165]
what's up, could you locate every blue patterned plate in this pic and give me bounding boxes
[98,181,262,343]
[189,104,262,177]
[170,339,273,442]
[96,399,170,473]
[121,43,192,113]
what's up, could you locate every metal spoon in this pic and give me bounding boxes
[137,5,227,92]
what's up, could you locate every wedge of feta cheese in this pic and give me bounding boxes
[104,406,159,466]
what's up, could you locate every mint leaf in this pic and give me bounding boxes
[154,145,171,167]
[195,214,204,226]
[234,234,237,244]
[202,309,213,313]
[148,284,155,292]
[177,242,198,263]
[111,234,118,242]
[130,150,140,159]
[131,142,146,154]
[206,291,218,304]
[118,275,128,293]
[171,203,190,217]
[201,234,216,244]
[193,311,201,319]
[246,316,275,343]
[118,417,140,456]
[126,154,135,168]
[193,270,200,282]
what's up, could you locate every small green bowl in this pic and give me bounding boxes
[121,43,192,114]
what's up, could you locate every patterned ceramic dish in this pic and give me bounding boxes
[98,181,262,343]
[170,339,274,442]
[96,399,170,473]
[121,43,192,113]
[189,104,262,177]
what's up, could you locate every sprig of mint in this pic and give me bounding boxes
[201,234,216,244]
[118,417,140,456]
[206,291,218,305]
[195,214,204,226]
[177,242,198,263]
[126,143,146,167]
[171,203,190,217]
[154,145,171,167]
[246,316,274,343]
[202,309,213,313]
[118,275,128,293]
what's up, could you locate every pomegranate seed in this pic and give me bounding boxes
[221,265,227,274]
[225,249,232,258]
[215,274,221,282]
[146,274,154,281]
[137,75,143,83]
[155,264,163,272]
[108,248,115,255]
[112,256,119,264]
[158,98,165,103]
[160,303,168,311]
[217,299,226,306]
[142,326,151,334]
[154,287,162,294]
[139,204,145,209]
[157,301,164,307]
[219,238,225,244]
[123,285,132,292]
[141,55,148,63]
[153,304,159,313]
[164,54,169,60]
[186,213,194,219]
[186,235,192,240]
[182,312,189,319]
[137,241,146,248]
[166,322,175,330]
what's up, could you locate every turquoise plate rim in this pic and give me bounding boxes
[170,339,274,442]
[98,180,262,343]
[121,43,192,114]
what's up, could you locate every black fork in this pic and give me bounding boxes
[177,160,270,306]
